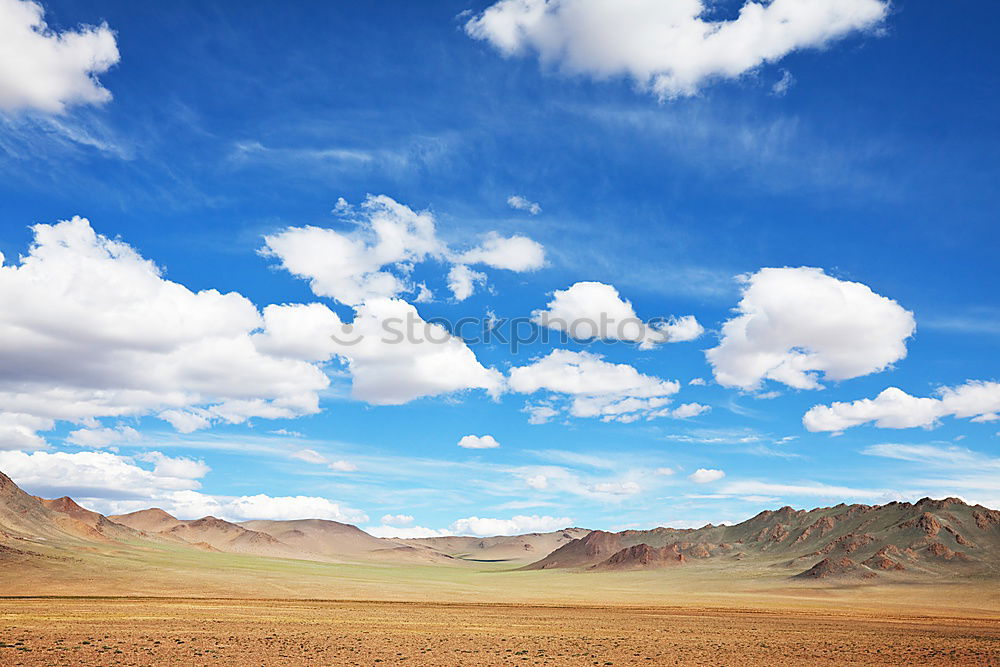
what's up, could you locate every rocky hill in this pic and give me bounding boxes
[527,498,1000,579]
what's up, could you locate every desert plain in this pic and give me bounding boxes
[2,470,998,665]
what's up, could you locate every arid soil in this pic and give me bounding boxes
[0,598,997,666]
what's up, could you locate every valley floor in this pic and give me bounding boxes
[0,597,998,666]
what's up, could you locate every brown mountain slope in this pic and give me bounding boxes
[401,528,591,563]
[110,508,183,533]
[240,518,387,558]
[158,516,306,559]
[40,496,141,542]
[0,470,67,540]
[527,498,1000,580]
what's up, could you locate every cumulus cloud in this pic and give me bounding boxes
[0,449,367,522]
[255,298,504,405]
[507,195,541,215]
[327,459,358,472]
[509,349,680,422]
[803,381,1000,433]
[223,494,365,522]
[456,231,546,271]
[138,451,210,480]
[262,195,444,307]
[457,434,501,449]
[0,413,52,451]
[365,524,453,539]
[260,197,545,406]
[447,264,487,301]
[449,514,571,536]
[707,267,915,391]
[0,449,207,499]
[342,298,505,404]
[465,0,888,99]
[263,196,545,307]
[670,402,711,419]
[689,468,725,483]
[531,281,702,349]
[0,0,120,113]
[0,217,331,445]
[66,425,139,448]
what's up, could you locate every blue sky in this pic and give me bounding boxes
[0,0,998,537]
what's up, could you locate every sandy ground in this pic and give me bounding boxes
[0,597,997,666]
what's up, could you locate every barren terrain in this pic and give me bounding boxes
[1,597,997,666]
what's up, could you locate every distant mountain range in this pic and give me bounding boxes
[2,468,998,584]
[527,499,1000,579]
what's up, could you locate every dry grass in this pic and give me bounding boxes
[0,597,997,666]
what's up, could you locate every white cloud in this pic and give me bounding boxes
[689,468,725,483]
[526,474,548,489]
[289,448,357,472]
[531,281,702,349]
[413,283,434,303]
[707,267,915,391]
[0,449,368,523]
[515,465,647,502]
[225,494,365,522]
[0,449,206,498]
[138,451,210,480]
[0,413,52,451]
[268,429,304,438]
[803,381,1000,433]
[456,231,545,271]
[337,298,505,405]
[262,195,444,307]
[291,448,328,465]
[327,459,358,472]
[259,197,540,407]
[263,196,545,307]
[589,480,641,495]
[449,514,571,536]
[458,434,501,449]
[256,298,504,406]
[523,403,559,425]
[157,410,211,434]
[669,402,710,419]
[66,425,139,448]
[862,443,1000,468]
[654,467,674,476]
[465,0,887,99]
[365,524,452,539]
[718,479,896,501]
[507,195,541,215]
[381,513,415,526]
[447,264,487,301]
[0,0,120,113]
[509,349,680,422]
[772,68,795,96]
[0,217,331,446]
[688,377,707,386]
